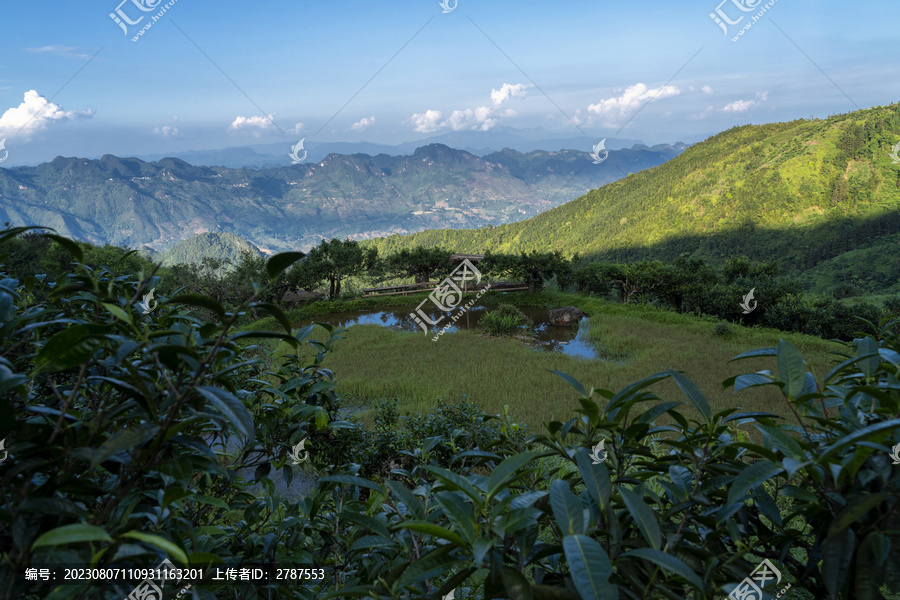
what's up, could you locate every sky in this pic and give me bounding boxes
[0,0,897,165]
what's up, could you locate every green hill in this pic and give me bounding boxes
[366,104,900,292]
[160,232,262,267]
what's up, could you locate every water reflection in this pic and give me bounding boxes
[297,304,599,360]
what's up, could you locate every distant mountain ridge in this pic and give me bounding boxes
[134,130,664,169]
[0,143,681,253]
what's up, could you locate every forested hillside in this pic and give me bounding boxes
[366,104,900,292]
[160,232,262,267]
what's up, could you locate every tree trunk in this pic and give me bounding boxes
[335,277,341,297]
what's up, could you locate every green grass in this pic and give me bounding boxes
[271,291,842,429]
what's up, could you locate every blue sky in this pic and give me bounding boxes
[0,0,897,165]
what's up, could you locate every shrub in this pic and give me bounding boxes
[714,321,732,337]
[479,303,533,336]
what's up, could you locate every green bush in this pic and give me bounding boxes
[479,303,533,336]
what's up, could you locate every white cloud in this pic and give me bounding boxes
[351,116,375,132]
[407,83,531,133]
[228,114,278,136]
[26,45,91,59]
[723,99,756,113]
[490,83,531,107]
[0,90,93,140]
[756,90,769,101]
[408,109,444,133]
[587,83,681,127]
[288,122,304,135]
[153,125,179,137]
[702,85,714,95]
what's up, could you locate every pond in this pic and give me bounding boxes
[296,304,600,360]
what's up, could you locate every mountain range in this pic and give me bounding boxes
[134,129,655,169]
[0,143,683,253]
[364,104,900,295]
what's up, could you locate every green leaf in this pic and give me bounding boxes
[435,492,477,544]
[486,451,537,500]
[725,460,784,508]
[33,324,108,374]
[577,398,600,427]
[396,521,466,546]
[102,302,133,325]
[818,418,900,462]
[729,347,777,362]
[169,293,225,318]
[550,480,584,536]
[619,487,661,550]
[822,528,855,599]
[621,548,704,589]
[500,566,534,600]
[423,466,484,506]
[43,233,83,262]
[829,494,889,536]
[664,369,711,422]
[32,524,112,548]
[91,423,160,467]
[195,386,255,441]
[756,424,804,459]
[258,302,293,334]
[776,339,806,399]
[550,370,588,398]
[576,449,611,511]
[121,531,189,564]
[561,534,616,600]
[266,252,306,281]
[318,475,383,493]
[857,337,880,379]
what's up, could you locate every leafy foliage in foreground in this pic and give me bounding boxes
[1,229,899,599]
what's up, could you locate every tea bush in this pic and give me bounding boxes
[2,228,899,600]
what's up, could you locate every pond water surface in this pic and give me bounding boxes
[296,304,599,360]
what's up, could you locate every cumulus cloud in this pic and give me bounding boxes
[722,91,768,114]
[351,116,375,132]
[407,83,531,133]
[587,83,681,127]
[490,83,530,107]
[723,99,756,112]
[229,114,279,136]
[26,45,91,59]
[702,85,714,95]
[0,90,93,140]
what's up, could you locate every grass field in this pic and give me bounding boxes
[265,290,844,430]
